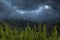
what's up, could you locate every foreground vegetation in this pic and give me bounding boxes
[0,23,60,40]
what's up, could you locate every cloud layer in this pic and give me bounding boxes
[0,0,60,23]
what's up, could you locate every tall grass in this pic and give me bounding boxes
[0,23,59,40]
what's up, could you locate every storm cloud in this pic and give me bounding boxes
[0,0,60,23]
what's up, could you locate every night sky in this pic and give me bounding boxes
[0,0,60,23]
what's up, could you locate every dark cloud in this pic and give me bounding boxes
[0,0,60,23]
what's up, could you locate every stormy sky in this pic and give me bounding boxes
[0,0,60,23]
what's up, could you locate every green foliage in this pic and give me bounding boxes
[52,26,57,40]
[0,23,59,40]
[43,24,46,40]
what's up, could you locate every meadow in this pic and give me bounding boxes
[0,22,60,40]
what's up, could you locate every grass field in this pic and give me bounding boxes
[0,22,60,40]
